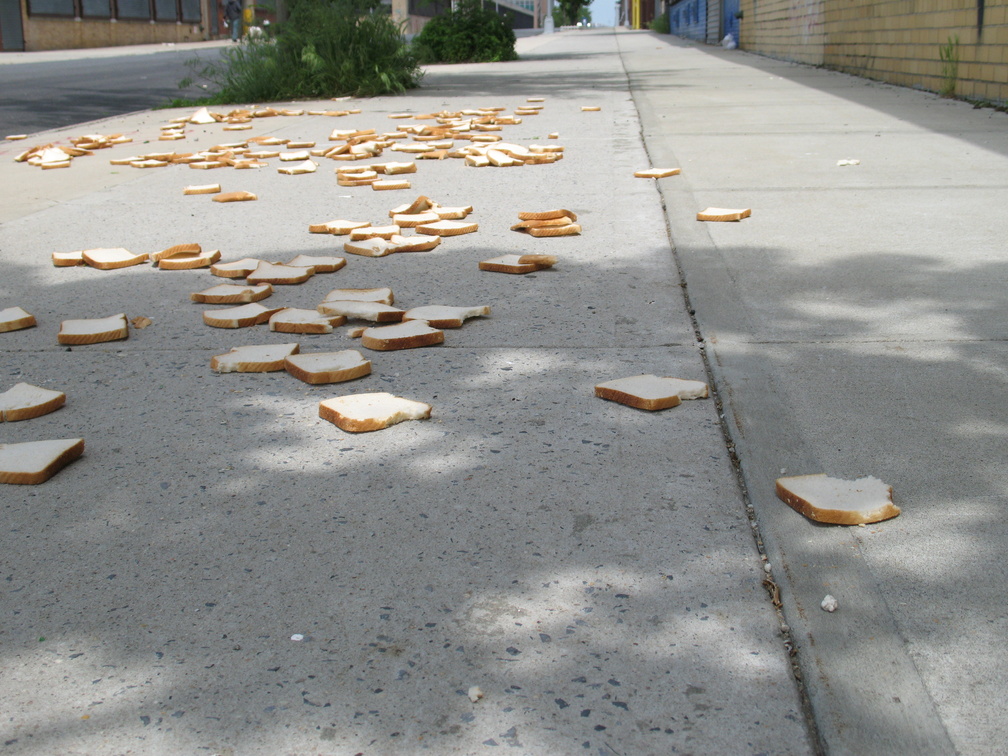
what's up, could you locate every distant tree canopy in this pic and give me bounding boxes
[556,0,591,25]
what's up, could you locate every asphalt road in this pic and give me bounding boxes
[0,48,222,137]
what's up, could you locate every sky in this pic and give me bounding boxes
[589,0,617,26]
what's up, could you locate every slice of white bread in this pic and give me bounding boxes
[432,205,473,220]
[213,191,258,203]
[319,392,431,432]
[284,349,371,384]
[360,321,444,351]
[81,248,149,270]
[344,238,397,257]
[183,184,221,195]
[203,303,283,329]
[245,262,314,285]
[0,306,37,333]
[0,383,66,422]
[372,179,411,191]
[277,159,318,175]
[190,283,273,304]
[525,223,581,238]
[350,225,401,241]
[58,313,128,345]
[0,438,84,484]
[594,375,710,411]
[416,220,478,236]
[322,287,394,305]
[151,243,201,263]
[510,217,576,231]
[388,234,441,253]
[52,250,85,267]
[317,301,404,322]
[159,249,221,270]
[269,308,346,334]
[392,211,440,228]
[634,168,681,178]
[518,209,577,221]
[775,474,901,525]
[478,254,556,274]
[287,254,346,273]
[210,258,263,278]
[210,343,300,373]
[403,305,489,328]
[308,219,370,235]
[697,207,751,222]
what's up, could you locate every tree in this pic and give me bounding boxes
[556,0,590,25]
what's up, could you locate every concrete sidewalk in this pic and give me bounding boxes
[0,27,1003,755]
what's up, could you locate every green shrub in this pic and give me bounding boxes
[649,11,669,34]
[413,0,517,64]
[179,0,420,105]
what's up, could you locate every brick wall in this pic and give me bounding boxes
[740,0,1008,102]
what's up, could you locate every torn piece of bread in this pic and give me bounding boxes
[0,306,37,333]
[308,219,370,235]
[286,254,346,273]
[213,191,258,203]
[183,184,221,195]
[52,250,85,267]
[322,287,394,305]
[360,321,444,351]
[634,168,681,178]
[190,283,273,304]
[478,254,557,274]
[317,301,404,323]
[269,308,346,334]
[210,343,300,373]
[81,248,149,270]
[203,303,283,329]
[319,392,431,432]
[0,438,84,485]
[697,207,751,222]
[210,258,263,278]
[403,305,489,328]
[0,383,66,422]
[285,349,371,385]
[159,248,221,270]
[246,262,314,285]
[58,313,128,345]
[775,474,901,525]
[594,375,710,411]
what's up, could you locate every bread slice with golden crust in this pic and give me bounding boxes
[159,249,221,270]
[190,283,273,304]
[478,255,556,274]
[202,303,283,329]
[415,220,478,237]
[210,258,263,279]
[269,308,345,334]
[317,301,404,322]
[0,438,84,484]
[58,313,128,345]
[213,191,258,203]
[360,321,444,351]
[344,238,398,257]
[308,219,370,235]
[518,209,577,221]
[775,474,901,525]
[151,243,201,263]
[0,383,66,422]
[210,343,299,373]
[402,305,489,328]
[319,392,430,432]
[594,375,709,411]
[52,250,85,267]
[81,248,149,270]
[284,349,371,384]
[697,207,751,222]
[286,254,346,273]
[246,262,314,285]
[0,306,37,333]
[634,168,681,178]
[321,287,394,305]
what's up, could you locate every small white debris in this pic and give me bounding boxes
[836,159,861,167]
[821,595,839,612]
[763,563,772,574]
[467,686,484,703]
[290,633,305,641]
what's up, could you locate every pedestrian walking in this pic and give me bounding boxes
[224,0,243,42]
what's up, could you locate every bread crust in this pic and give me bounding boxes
[210,343,299,373]
[318,393,431,432]
[594,385,682,411]
[58,314,128,345]
[284,351,371,384]
[159,249,221,270]
[775,475,901,525]
[190,283,273,304]
[696,207,751,222]
[360,322,444,351]
[0,307,38,333]
[0,383,66,422]
[0,438,84,484]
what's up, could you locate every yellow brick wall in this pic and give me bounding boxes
[740,0,1008,102]
[24,18,204,51]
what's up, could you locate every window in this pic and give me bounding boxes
[27,0,201,22]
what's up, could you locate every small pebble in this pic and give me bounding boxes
[290,633,305,641]
[821,595,839,612]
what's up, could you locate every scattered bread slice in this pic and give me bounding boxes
[373,179,411,191]
[190,283,273,304]
[159,248,221,270]
[344,238,398,257]
[321,287,394,305]
[415,220,478,237]
[319,392,431,432]
[525,224,581,237]
[518,209,577,221]
[478,254,557,274]
[0,306,37,333]
[277,159,318,175]
[210,342,300,373]
[581,106,601,112]
[309,220,371,235]
[210,257,263,278]
[635,168,681,178]
[0,383,66,422]
[403,305,489,328]
[594,374,710,411]
[0,438,84,484]
[81,248,149,270]
[58,313,128,345]
[392,211,439,228]
[775,474,901,525]
[183,184,221,195]
[286,254,346,273]
[697,207,751,222]
[360,321,444,351]
[510,217,575,231]
[318,301,404,322]
[202,302,283,328]
[269,308,345,334]
[213,191,257,203]
[52,250,85,267]
[285,349,371,385]
[246,262,314,285]
[150,243,201,264]
[388,234,441,253]
[350,224,401,241]
[431,205,473,220]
